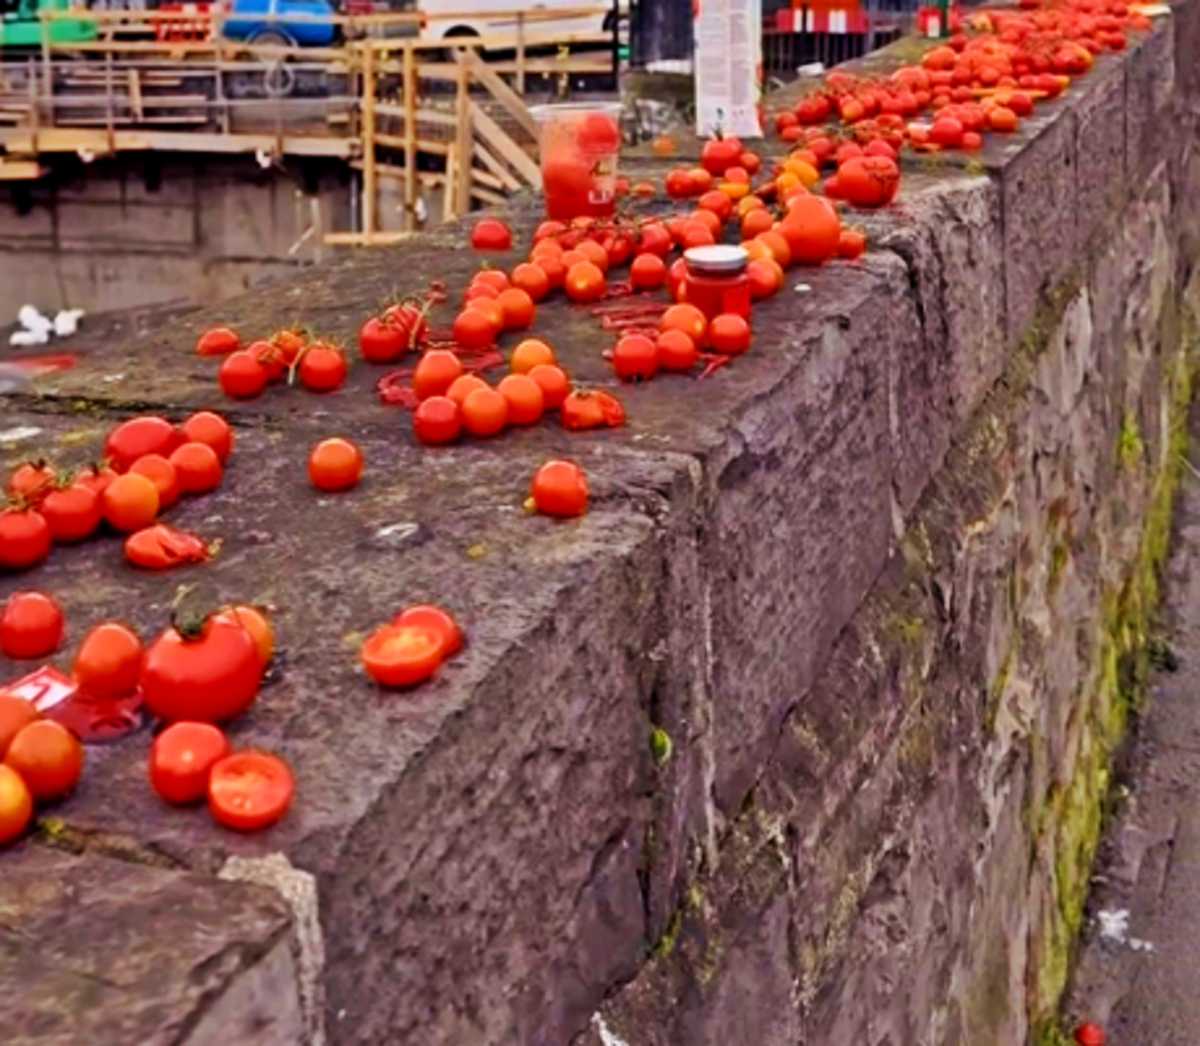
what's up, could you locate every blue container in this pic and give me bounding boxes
[223,0,336,47]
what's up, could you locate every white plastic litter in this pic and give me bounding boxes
[9,303,84,346]
[9,329,49,347]
[53,309,85,337]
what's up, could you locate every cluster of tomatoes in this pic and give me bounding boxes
[0,589,291,846]
[1,411,234,574]
[197,325,349,400]
[774,0,1151,157]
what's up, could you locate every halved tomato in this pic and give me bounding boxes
[361,623,444,688]
[208,750,294,832]
[392,605,463,658]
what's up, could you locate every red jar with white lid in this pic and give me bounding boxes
[681,245,752,320]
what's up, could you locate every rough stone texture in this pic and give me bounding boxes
[0,843,297,1045]
[1,8,1198,1045]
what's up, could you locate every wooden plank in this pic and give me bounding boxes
[0,160,45,181]
[471,167,504,191]
[468,101,541,187]
[374,103,455,126]
[360,42,377,245]
[127,68,143,122]
[471,185,507,206]
[461,50,537,140]
[454,55,471,216]
[373,132,448,155]
[323,230,420,246]
[0,127,355,158]
[473,141,521,192]
[443,145,458,223]
[350,159,444,187]
[402,44,416,234]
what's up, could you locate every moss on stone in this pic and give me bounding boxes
[1117,411,1146,470]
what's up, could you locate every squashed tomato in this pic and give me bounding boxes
[308,438,364,493]
[7,461,54,500]
[561,390,625,431]
[74,622,143,699]
[362,622,444,688]
[531,460,589,518]
[392,605,463,658]
[0,764,33,846]
[208,750,294,832]
[124,525,210,571]
[0,591,64,659]
[141,614,262,723]
[4,719,84,801]
[150,721,231,805]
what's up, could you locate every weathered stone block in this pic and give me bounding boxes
[1126,18,1176,184]
[1073,54,1127,250]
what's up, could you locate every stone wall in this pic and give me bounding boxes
[2,6,1199,1045]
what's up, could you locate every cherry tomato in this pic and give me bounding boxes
[413,396,462,446]
[74,464,117,498]
[511,339,556,374]
[708,314,752,356]
[630,253,667,290]
[638,221,673,257]
[656,329,699,372]
[575,239,610,273]
[446,374,489,408]
[0,508,52,570]
[747,258,784,300]
[141,615,262,723]
[612,334,658,382]
[532,253,566,290]
[661,303,708,346]
[471,217,513,251]
[7,461,54,501]
[495,287,536,331]
[497,374,545,426]
[453,308,498,350]
[181,411,235,463]
[510,262,551,302]
[104,416,179,472]
[359,314,411,363]
[473,269,510,293]
[413,350,463,401]
[195,326,240,357]
[698,189,733,222]
[565,261,606,304]
[40,482,101,544]
[213,605,274,667]
[0,764,32,847]
[74,622,143,699]
[381,303,429,351]
[129,454,181,510]
[531,460,588,518]
[679,220,716,249]
[1,591,64,659]
[989,106,1019,132]
[298,344,348,393]
[5,719,83,801]
[124,524,210,570]
[101,473,159,533]
[308,438,364,492]
[208,750,294,832]
[0,695,39,760]
[701,135,743,176]
[756,229,793,268]
[392,605,463,658]
[741,208,775,240]
[461,387,509,438]
[219,350,271,400]
[150,721,231,805]
[169,442,222,496]
[361,622,444,688]
[528,364,571,409]
[838,228,867,259]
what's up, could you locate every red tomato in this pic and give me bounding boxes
[181,411,235,463]
[150,721,231,805]
[708,314,752,356]
[656,329,699,372]
[40,483,101,543]
[308,438,364,492]
[638,221,673,257]
[413,350,464,400]
[208,750,294,832]
[141,615,262,723]
[510,262,551,302]
[195,326,240,357]
[471,217,514,251]
[219,350,271,400]
[701,135,743,175]
[780,195,842,265]
[169,442,222,495]
[630,253,668,290]
[359,315,411,363]
[129,454,181,510]
[0,695,38,760]
[7,461,54,501]
[0,508,52,571]
[104,416,179,473]
[124,524,210,570]
[212,605,274,667]
[0,764,33,846]
[838,228,867,259]
[495,288,536,331]
[461,387,509,438]
[361,622,444,687]
[453,308,499,350]
[4,719,83,801]
[531,460,589,518]
[698,189,733,222]
[930,116,965,148]
[661,303,708,346]
[679,221,716,249]
[528,364,571,410]
[74,622,143,699]
[497,374,545,426]
[413,396,462,446]
[298,344,348,393]
[0,591,64,659]
[392,604,464,658]
[612,334,659,381]
[565,261,606,304]
[74,464,116,499]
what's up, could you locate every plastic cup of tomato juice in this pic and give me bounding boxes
[529,102,623,221]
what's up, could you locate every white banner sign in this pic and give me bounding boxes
[694,0,764,139]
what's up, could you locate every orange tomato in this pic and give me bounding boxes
[495,287,536,331]
[528,364,571,409]
[215,605,275,667]
[565,261,606,304]
[660,303,708,346]
[129,454,181,510]
[413,350,464,400]
[756,229,793,268]
[630,253,668,290]
[446,373,489,408]
[0,695,39,759]
[510,262,551,302]
[530,460,588,518]
[780,195,842,265]
[461,386,509,437]
[308,437,363,493]
[741,208,775,239]
[453,307,499,350]
[747,258,784,299]
[511,338,556,373]
[575,239,610,273]
[361,623,444,688]
[4,719,83,801]
[656,329,699,372]
[497,374,545,426]
[0,764,32,846]
[74,622,143,699]
[101,473,159,533]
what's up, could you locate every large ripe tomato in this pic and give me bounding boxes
[4,719,84,801]
[308,438,364,492]
[392,605,463,658]
[124,525,210,571]
[0,764,33,846]
[0,508,52,571]
[0,591,64,659]
[7,461,54,501]
[470,217,514,251]
[141,614,262,723]
[413,396,462,446]
[181,411,235,463]
[129,454,181,510]
[531,460,589,518]
[195,326,240,357]
[213,605,275,667]
[0,694,40,758]
[104,416,179,473]
[150,721,231,805]
[837,156,901,208]
[780,195,842,265]
[298,343,348,393]
[361,622,444,688]
[40,482,101,543]
[220,351,271,400]
[101,473,159,533]
[74,621,143,698]
[208,750,294,832]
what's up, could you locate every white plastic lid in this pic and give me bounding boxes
[684,245,749,275]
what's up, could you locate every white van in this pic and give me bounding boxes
[417,0,623,47]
